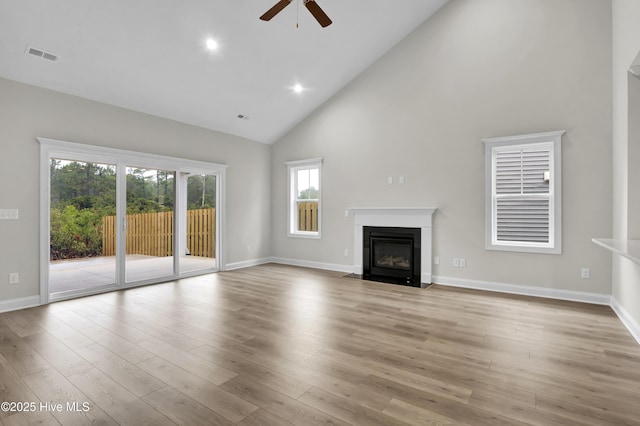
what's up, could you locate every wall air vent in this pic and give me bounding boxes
[25,45,58,62]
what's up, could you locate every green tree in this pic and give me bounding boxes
[298,187,318,200]
[187,174,216,209]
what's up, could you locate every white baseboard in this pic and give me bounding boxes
[0,296,41,313]
[225,262,613,306]
[433,275,611,305]
[225,257,273,271]
[610,296,640,346]
[270,257,353,274]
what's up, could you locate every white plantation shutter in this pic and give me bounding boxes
[483,131,563,254]
[494,146,551,243]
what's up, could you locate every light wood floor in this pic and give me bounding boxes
[1,264,639,426]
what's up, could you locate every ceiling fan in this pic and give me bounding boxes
[260,0,332,28]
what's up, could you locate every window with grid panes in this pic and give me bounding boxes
[286,158,322,238]
[483,131,564,254]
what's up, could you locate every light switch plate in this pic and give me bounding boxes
[0,209,19,220]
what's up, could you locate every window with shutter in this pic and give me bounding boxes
[483,131,564,254]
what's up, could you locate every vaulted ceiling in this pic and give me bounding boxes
[0,0,449,144]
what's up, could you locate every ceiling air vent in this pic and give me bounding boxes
[25,45,58,62]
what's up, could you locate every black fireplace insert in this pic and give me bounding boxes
[363,226,421,287]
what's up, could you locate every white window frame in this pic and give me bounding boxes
[483,131,564,254]
[286,158,322,239]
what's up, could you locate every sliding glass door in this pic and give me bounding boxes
[179,173,217,275]
[125,166,176,283]
[49,159,117,294]
[40,139,225,303]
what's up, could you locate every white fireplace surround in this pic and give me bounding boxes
[349,207,437,288]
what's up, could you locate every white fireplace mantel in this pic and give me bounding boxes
[348,207,437,288]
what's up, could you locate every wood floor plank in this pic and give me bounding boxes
[67,367,172,426]
[138,338,237,386]
[382,398,471,426]
[298,386,412,426]
[236,409,293,426]
[77,325,155,365]
[0,355,57,424]
[86,293,180,328]
[21,367,117,425]
[141,386,235,426]
[190,344,313,399]
[359,373,533,426]
[73,343,166,398]
[137,356,257,423]
[0,324,51,377]
[220,375,350,426]
[318,347,474,404]
[489,358,640,412]
[61,302,153,344]
[0,312,43,338]
[534,393,640,426]
[23,332,93,377]
[1,411,61,426]
[31,316,94,350]
[45,305,96,331]
[0,263,638,425]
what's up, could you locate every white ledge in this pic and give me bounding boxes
[348,207,437,215]
[592,238,640,264]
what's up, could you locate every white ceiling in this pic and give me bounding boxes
[0,0,449,144]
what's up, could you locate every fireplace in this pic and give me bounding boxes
[349,207,436,288]
[363,226,421,287]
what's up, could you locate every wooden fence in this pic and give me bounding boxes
[297,202,318,232]
[102,208,215,257]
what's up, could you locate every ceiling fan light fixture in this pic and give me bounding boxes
[303,0,332,27]
[260,0,332,27]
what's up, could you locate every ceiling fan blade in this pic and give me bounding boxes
[260,0,292,21]
[304,0,332,27]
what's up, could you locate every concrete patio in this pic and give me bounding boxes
[49,254,215,294]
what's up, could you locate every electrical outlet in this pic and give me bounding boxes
[387,176,393,185]
[581,268,590,279]
[433,256,440,265]
[344,209,349,218]
[459,258,466,268]
[9,273,19,284]
[344,249,349,257]
[453,258,460,267]
[399,176,405,184]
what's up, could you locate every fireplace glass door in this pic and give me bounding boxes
[372,238,412,270]
[363,226,421,286]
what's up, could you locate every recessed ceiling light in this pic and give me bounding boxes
[293,84,304,94]
[205,38,218,51]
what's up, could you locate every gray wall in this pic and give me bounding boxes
[612,0,640,331]
[271,0,613,294]
[0,0,619,309]
[0,77,271,303]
